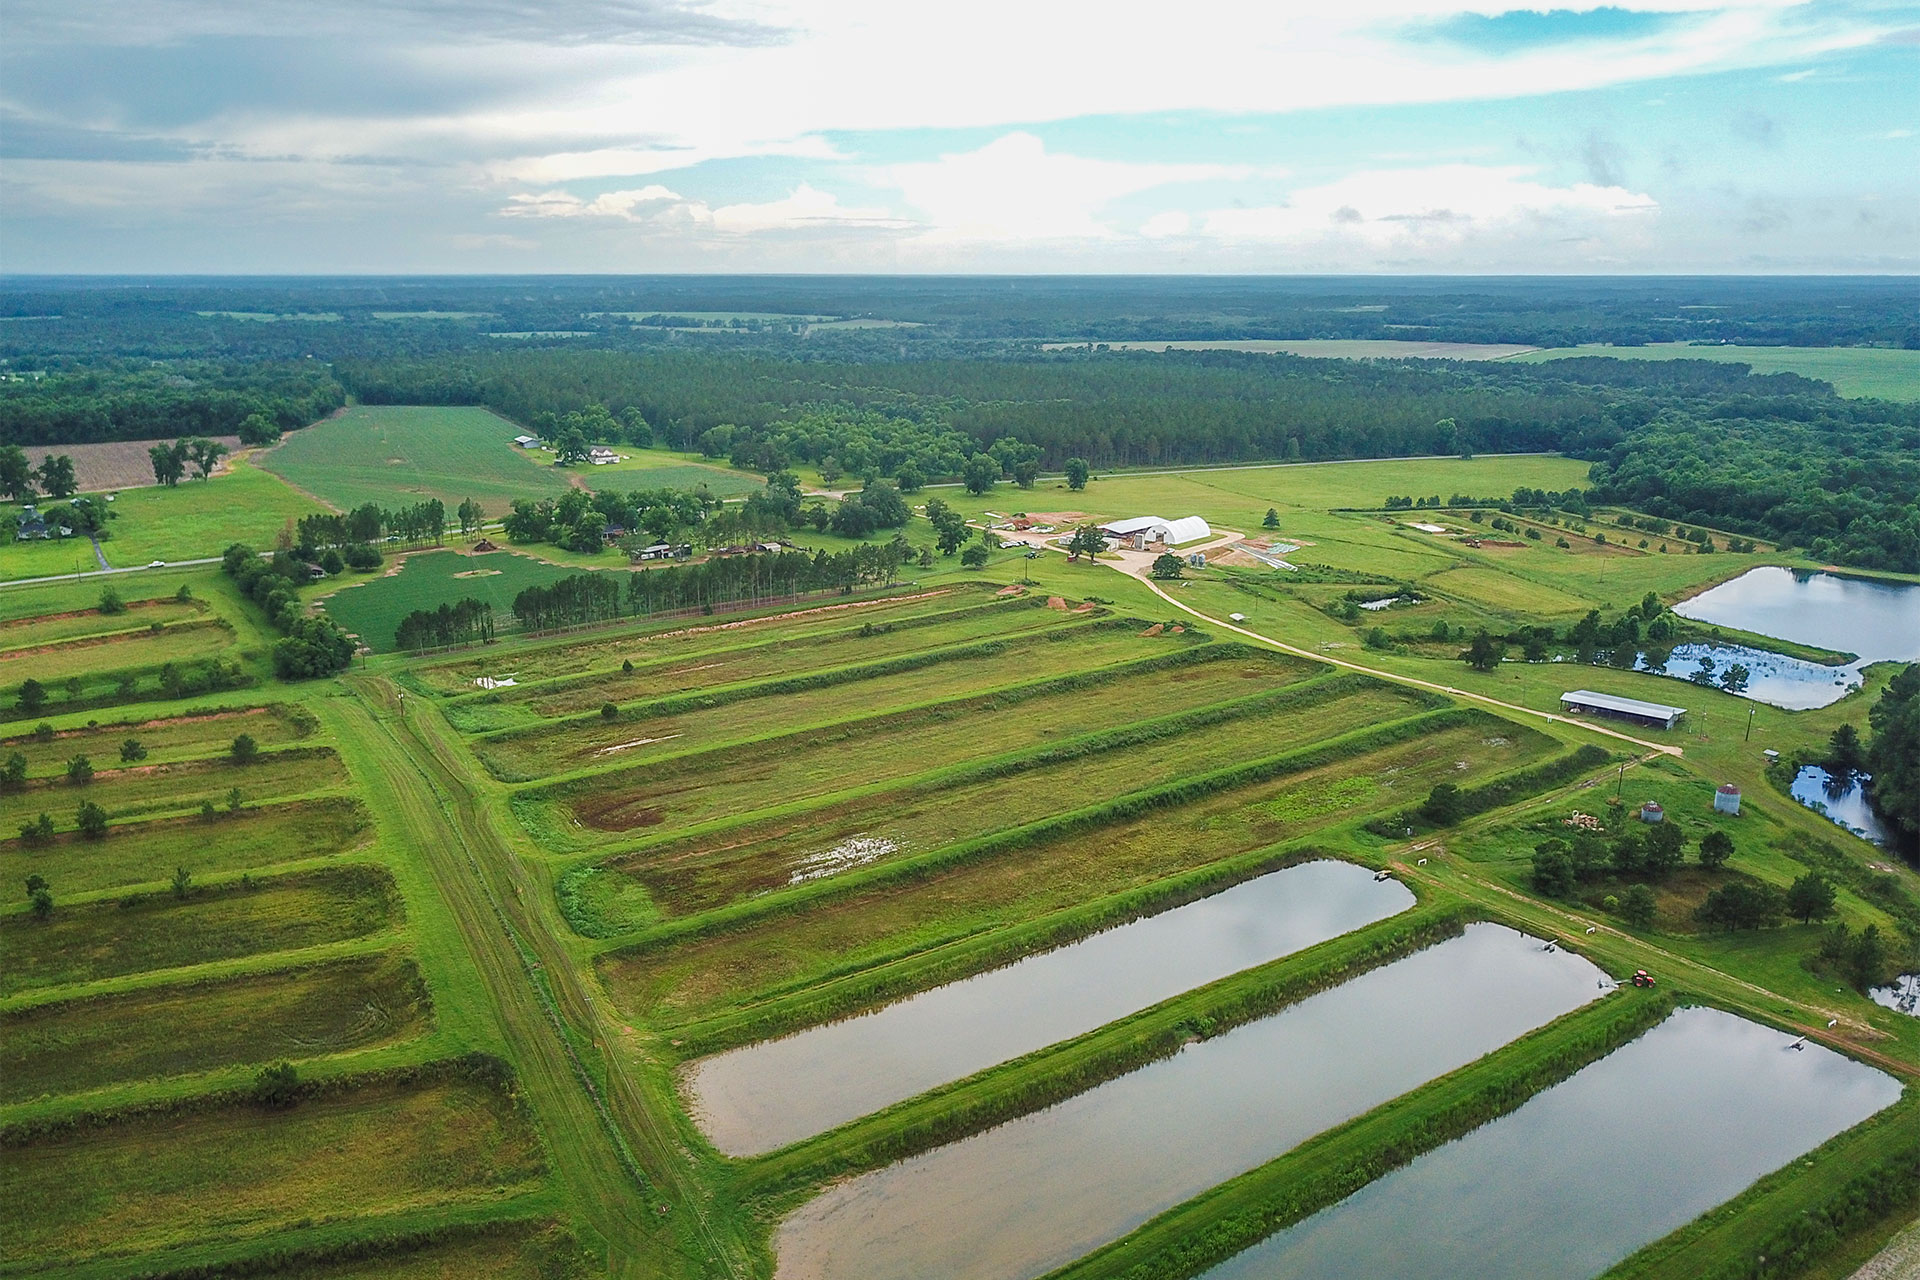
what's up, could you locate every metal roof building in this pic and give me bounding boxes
[1098,515,1213,547]
[1559,689,1687,730]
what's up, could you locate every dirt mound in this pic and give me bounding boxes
[995,585,1026,597]
[1046,596,1069,611]
[1140,623,1164,636]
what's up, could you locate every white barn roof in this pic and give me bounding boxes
[1560,689,1687,727]
[1098,514,1213,545]
[1161,516,1212,545]
[1101,515,1167,536]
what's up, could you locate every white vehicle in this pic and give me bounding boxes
[147,559,166,568]
[999,539,1025,549]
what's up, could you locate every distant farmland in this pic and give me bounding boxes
[1511,343,1920,400]
[261,404,575,512]
[24,436,241,492]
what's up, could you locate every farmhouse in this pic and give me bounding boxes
[14,505,49,540]
[1098,514,1212,549]
[587,447,620,465]
[1559,689,1687,730]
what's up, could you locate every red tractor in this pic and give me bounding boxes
[1630,969,1656,989]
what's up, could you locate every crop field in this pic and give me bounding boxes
[0,797,371,895]
[0,864,402,996]
[2,953,430,1103]
[1511,343,1920,400]
[1,1066,546,1270]
[320,548,618,652]
[23,436,245,493]
[473,621,1183,780]
[411,586,990,693]
[599,714,1552,1028]
[262,405,577,512]
[1041,339,1543,359]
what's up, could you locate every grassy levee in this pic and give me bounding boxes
[1363,740,1616,835]
[0,618,235,686]
[329,683,754,1276]
[733,900,1473,1201]
[1033,989,1678,1280]
[598,709,1553,1028]
[0,797,371,895]
[520,643,1314,834]
[573,674,1424,924]
[1,952,431,1105]
[0,746,345,831]
[469,594,1080,720]
[87,1215,594,1280]
[407,585,985,695]
[0,1056,546,1276]
[1597,1092,1919,1280]
[0,703,316,775]
[0,864,402,996]
[0,598,207,651]
[469,618,1174,769]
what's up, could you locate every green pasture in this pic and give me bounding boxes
[0,1068,546,1270]
[577,455,764,496]
[262,405,574,512]
[0,617,232,687]
[599,715,1549,1027]
[0,746,346,832]
[0,703,312,775]
[0,797,371,897]
[412,585,994,694]
[581,677,1425,926]
[1,953,430,1104]
[1510,343,1920,401]
[484,622,1187,788]
[0,596,203,651]
[0,864,402,997]
[319,548,615,652]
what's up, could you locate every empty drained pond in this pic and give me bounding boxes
[687,860,1413,1155]
[772,923,1606,1280]
[1197,1006,1902,1280]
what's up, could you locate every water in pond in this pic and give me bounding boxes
[1633,642,1862,710]
[1790,765,1891,845]
[1671,568,1920,706]
[688,861,1413,1156]
[1199,1007,1901,1280]
[1872,974,1919,1018]
[772,924,1605,1280]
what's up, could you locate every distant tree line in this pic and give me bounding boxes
[0,360,344,447]
[395,599,495,652]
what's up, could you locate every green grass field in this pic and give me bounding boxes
[262,405,576,512]
[0,745,345,831]
[319,548,619,652]
[1511,343,1920,401]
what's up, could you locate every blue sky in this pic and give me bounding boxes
[2,0,1915,273]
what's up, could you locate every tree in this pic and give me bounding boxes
[254,1061,300,1108]
[1463,631,1505,672]
[1530,842,1577,897]
[456,498,484,535]
[120,738,146,763]
[0,444,34,501]
[924,499,970,556]
[35,454,77,499]
[149,440,188,487]
[1064,457,1090,490]
[1066,526,1107,562]
[20,813,55,848]
[1695,880,1783,931]
[1785,873,1838,924]
[1643,819,1686,879]
[16,679,46,716]
[554,427,590,465]
[230,733,259,765]
[1620,884,1657,929]
[962,453,999,496]
[65,755,93,785]
[228,786,245,813]
[0,753,26,791]
[24,873,48,898]
[1827,723,1867,776]
[29,884,53,920]
[76,800,108,839]
[601,702,620,721]
[185,437,228,480]
[1421,783,1462,826]
[171,866,193,899]
[98,585,126,615]
[1866,665,1920,845]
[1697,829,1734,870]
[960,544,990,569]
[894,463,925,494]
[1848,924,1886,992]
[238,412,280,446]
[1262,508,1280,529]
[1150,552,1185,580]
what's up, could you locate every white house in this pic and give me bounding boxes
[587,447,620,465]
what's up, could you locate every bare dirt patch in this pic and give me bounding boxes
[25,437,243,492]
[453,568,503,578]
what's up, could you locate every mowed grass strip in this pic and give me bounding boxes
[530,647,1311,833]
[412,586,984,694]
[0,797,371,896]
[506,598,1082,720]
[182,1220,593,1280]
[0,619,233,686]
[0,1061,545,1269]
[482,624,1187,783]
[600,719,1551,1027]
[1,953,431,1104]
[580,678,1419,924]
[0,746,345,830]
[0,598,205,652]
[0,704,315,775]
[0,865,402,997]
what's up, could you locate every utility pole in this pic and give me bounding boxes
[1745,703,1756,742]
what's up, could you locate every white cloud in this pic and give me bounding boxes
[500,181,909,234]
[882,133,1252,243]
[1776,67,1817,81]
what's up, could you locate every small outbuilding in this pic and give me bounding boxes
[1560,689,1687,730]
[1714,784,1742,816]
[1639,801,1665,824]
[512,434,540,448]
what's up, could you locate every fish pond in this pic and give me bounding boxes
[772,923,1605,1280]
[1633,641,1862,710]
[1790,765,1892,845]
[1197,1006,1901,1280]
[688,860,1413,1156]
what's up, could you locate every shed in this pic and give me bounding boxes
[1559,689,1687,730]
[1714,784,1742,816]
[1639,801,1665,823]
[512,434,540,448]
[1097,514,1213,547]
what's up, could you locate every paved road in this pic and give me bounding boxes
[0,556,223,589]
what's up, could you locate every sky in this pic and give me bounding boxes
[2,0,1916,274]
